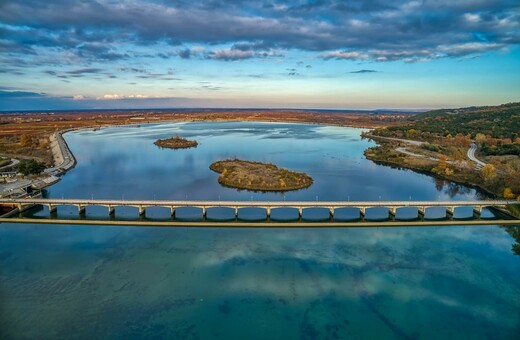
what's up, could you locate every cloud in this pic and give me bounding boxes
[98,94,123,100]
[66,68,103,75]
[72,94,86,100]
[349,69,379,73]
[207,48,255,61]
[206,42,284,61]
[178,48,192,59]
[322,51,369,60]
[0,90,46,99]
[96,94,149,100]
[0,0,518,65]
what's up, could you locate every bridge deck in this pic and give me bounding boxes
[0,198,516,208]
[1,198,518,225]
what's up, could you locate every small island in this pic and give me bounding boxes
[210,159,313,191]
[154,135,198,149]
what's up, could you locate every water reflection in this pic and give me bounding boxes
[503,225,520,255]
[1,122,519,339]
[0,225,519,339]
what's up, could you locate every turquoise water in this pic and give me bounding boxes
[1,122,519,339]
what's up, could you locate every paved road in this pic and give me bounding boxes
[45,131,76,175]
[368,135,424,146]
[0,158,20,171]
[396,147,437,161]
[467,143,486,170]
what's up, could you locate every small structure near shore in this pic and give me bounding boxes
[210,159,313,191]
[154,135,198,149]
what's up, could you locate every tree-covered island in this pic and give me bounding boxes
[210,159,313,191]
[154,135,198,149]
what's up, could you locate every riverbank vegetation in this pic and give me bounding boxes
[371,102,520,155]
[210,159,313,191]
[154,135,198,149]
[0,109,409,162]
[17,159,46,176]
[364,102,520,200]
[0,157,11,167]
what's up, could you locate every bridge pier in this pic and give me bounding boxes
[170,207,176,218]
[138,206,145,216]
[78,205,86,215]
[202,207,207,218]
[473,206,482,219]
[359,207,366,218]
[108,205,115,216]
[329,207,334,219]
[234,207,239,218]
[266,207,271,219]
[418,206,425,218]
[388,207,396,217]
[446,206,455,219]
[298,207,303,218]
[48,204,57,214]
[16,203,32,213]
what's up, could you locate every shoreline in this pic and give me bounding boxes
[362,134,512,203]
[0,129,78,196]
[2,117,500,202]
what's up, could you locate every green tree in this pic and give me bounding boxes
[17,159,46,176]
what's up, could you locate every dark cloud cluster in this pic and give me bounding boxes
[349,69,379,74]
[1,0,519,67]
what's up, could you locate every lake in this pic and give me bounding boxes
[1,122,519,339]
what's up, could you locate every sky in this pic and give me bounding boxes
[1,0,519,111]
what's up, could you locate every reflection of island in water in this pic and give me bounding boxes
[154,135,198,149]
[210,159,313,192]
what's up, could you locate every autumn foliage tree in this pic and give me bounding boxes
[503,187,516,199]
[480,164,497,183]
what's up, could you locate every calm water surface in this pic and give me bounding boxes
[1,122,519,339]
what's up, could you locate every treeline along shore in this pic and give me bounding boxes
[0,108,408,169]
[363,102,520,206]
[1,105,519,209]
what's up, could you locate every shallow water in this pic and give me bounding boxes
[1,122,519,339]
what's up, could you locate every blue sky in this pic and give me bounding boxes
[1,0,519,111]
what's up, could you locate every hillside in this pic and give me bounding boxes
[374,102,520,155]
[367,102,520,199]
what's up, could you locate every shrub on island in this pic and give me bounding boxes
[210,159,313,192]
[154,135,198,149]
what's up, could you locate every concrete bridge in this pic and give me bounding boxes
[1,198,518,221]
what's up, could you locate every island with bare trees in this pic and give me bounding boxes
[210,159,313,191]
[154,135,198,149]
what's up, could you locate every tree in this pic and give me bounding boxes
[503,188,516,199]
[480,164,497,183]
[437,155,447,171]
[475,133,487,143]
[17,159,46,176]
